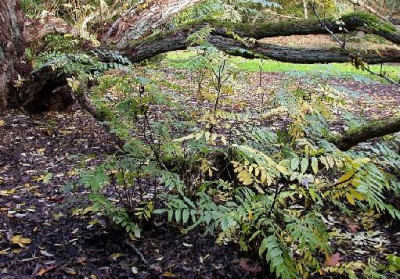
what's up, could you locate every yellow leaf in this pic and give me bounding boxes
[349,189,364,201]
[260,171,267,184]
[63,267,77,275]
[0,248,10,255]
[346,193,355,205]
[337,170,355,184]
[110,253,126,260]
[195,132,204,140]
[242,178,253,186]
[234,166,243,173]
[36,148,46,155]
[220,135,228,145]
[311,157,319,174]
[11,235,32,247]
[276,164,288,175]
[204,131,211,142]
[248,210,253,221]
[248,166,254,174]
[0,189,16,196]
[355,158,371,165]
[327,156,335,168]
[0,120,4,126]
[163,271,178,277]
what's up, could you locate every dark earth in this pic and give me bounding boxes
[1,70,399,278]
[0,106,266,279]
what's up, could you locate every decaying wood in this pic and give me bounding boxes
[24,14,77,44]
[334,116,400,151]
[102,0,202,48]
[117,24,400,65]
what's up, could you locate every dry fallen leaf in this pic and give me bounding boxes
[11,235,32,247]
[0,248,10,255]
[63,267,77,275]
[163,271,178,277]
[325,253,341,267]
[36,266,56,276]
[76,257,87,264]
[347,224,361,233]
[110,253,125,260]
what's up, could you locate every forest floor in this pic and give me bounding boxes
[1,66,400,278]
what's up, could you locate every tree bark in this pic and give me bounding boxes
[302,0,309,20]
[24,14,77,44]
[220,13,400,45]
[345,0,388,22]
[117,25,400,64]
[0,0,31,111]
[333,116,400,151]
[102,0,202,48]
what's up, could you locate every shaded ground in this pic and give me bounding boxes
[0,70,399,278]
[0,108,263,278]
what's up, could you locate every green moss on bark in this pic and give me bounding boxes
[341,12,397,34]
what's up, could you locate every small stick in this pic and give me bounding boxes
[125,240,148,266]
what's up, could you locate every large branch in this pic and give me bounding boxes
[213,12,400,45]
[332,116,400,151]
[118,25,400,64]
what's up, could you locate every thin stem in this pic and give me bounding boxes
[311,2,399,87]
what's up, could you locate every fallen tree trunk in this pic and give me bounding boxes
[333,116,400,151]
[119,25,400,64]
[23,10,400,50]
[210,13,400,45]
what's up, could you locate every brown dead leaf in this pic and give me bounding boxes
[36,266,57,276]
[347,224,361,233]
[76,257,87,264]
[325,253,341,267]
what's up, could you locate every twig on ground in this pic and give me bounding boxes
[125,239,149,266]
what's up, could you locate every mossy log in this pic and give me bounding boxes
[105,11,400,48]
[119,25,400,64]
[333,116,400,151]
[210,12,400,45]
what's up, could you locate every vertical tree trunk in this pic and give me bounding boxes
[0,0,30,111]
[302,0,309,19]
